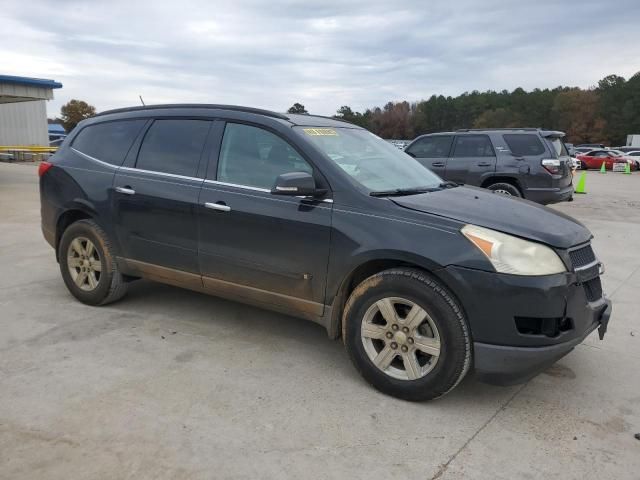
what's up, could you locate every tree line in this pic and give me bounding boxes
[57,71,638,146]
[327,72,640,145]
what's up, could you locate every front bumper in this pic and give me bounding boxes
[474,300,611,385]
[438,265,612,386]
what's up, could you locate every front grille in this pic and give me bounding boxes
[569,243,603,302]
[584,277,603,302]
[569,244,596,268]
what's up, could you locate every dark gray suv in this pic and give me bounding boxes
[40,107,610,401]
[405,128,573,204]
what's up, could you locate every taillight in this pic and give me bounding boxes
[38,161,53,177]
[541,158,561,175]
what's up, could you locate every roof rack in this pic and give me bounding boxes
[456,128,540,132]
[94,104,289,120]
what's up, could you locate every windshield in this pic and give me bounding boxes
[546,137,569,158]
[295,127,442,192]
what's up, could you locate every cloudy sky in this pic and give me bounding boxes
[2,0,639,117]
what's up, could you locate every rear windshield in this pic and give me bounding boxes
[545,137,569,158]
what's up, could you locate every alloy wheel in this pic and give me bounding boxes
[67,237,102,291]
[361,297,441,381]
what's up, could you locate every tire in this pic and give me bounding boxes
[58,219,128,306]
[487,182,521,197]
[343,268,471,401]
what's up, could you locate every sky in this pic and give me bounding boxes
[2,0,639,118]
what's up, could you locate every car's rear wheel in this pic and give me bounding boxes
[58,219,128,305]
[487,182,521,197]
[343,268,471,401]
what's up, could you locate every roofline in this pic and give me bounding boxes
[301,114,356,126]
[94,104,289,120]
[456,128,541,132]
[0,74,62,89]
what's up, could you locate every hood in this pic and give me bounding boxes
[391,186,591,249]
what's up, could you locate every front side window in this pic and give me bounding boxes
[406,136,452,158]
[452,135,495,157]
[296,127,442,192]
[72,120,146,166]
[136,119,210,177]
[217,123,312,189]
[503,134,545,156]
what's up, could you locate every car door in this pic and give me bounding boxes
[197,121,332,319]
[113,118,212,279]
[446,134,496,185]
[405,135,452,177]
[590,151,609,169]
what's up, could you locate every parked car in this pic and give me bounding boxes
[404,128,573,204]
[576,143,606,149]
[39,105,611,401]
[576,149,638,170]
[613,146,639,153]
[570,157,580,169]
[574,147,594,155]
[565,143,576,156]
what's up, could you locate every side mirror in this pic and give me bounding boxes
[271,172,318,196]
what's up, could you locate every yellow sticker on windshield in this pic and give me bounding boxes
[303,128,338,136]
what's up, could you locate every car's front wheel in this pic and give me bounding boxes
[343,268,471,401]
[58,219,128,305]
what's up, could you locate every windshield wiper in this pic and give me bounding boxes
[370,186,439,197]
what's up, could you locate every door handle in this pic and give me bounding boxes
[432,162,445,167]
[204,202,231,212]
[115,186,136,195]
[477,162,492,167]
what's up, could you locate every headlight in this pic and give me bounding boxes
[461,224,566,275]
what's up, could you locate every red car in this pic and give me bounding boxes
[576,150,637,170]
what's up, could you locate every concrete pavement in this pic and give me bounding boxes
[0,163,638,479]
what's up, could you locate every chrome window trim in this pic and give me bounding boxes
[203,179,334,203]
[119,166,202,182]
[71,148,118,169]
[204,179,270,192]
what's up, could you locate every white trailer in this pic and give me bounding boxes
[627,134,640,147]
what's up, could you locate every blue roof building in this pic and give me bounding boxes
[0,74,63,146]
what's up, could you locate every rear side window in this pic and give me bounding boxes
[546,137,568,158]
[406,136,453,158]
[72,120,146,166]
[452,135,495,157]
[503,134,545,156]
[136,119,210,177]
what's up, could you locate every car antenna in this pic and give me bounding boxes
[139,95,146,106]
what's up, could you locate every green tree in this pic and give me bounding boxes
[596,74,627,145]
[287,103,308,114]
[334,106,371,128]
[551,89,606,144]
[473,108,524,128]
[60,99,96,132]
